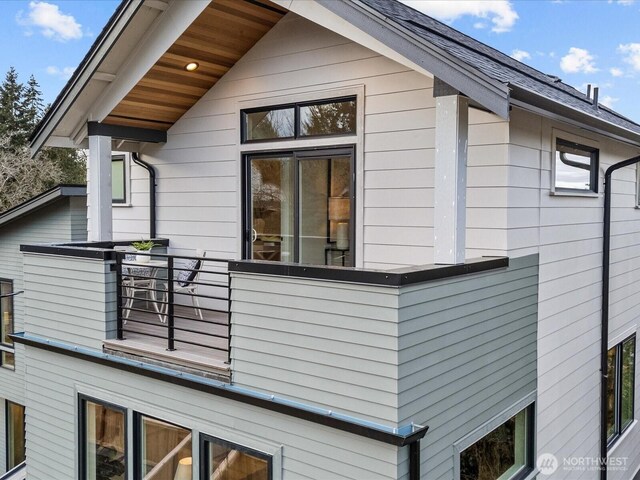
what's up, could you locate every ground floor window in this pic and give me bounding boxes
[0,280,15,369]
[459,404,534,480]
[135,414,191,480]
[79,396,126,480]
[607,334,635,447]
[245,147,354,267]
[200,434,271,480]
[6,401,25,471]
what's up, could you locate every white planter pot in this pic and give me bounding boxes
[135,252,151,263]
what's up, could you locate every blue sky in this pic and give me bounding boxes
[1,1,640,121]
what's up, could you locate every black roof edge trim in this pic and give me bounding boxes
[11,333,429,446]
[229,257,509,287]
[87,122,167,143]
[0,184,87,226]
[20,238,170,261]
[510,86,640,147]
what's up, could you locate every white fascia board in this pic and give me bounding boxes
[89,0,210,124]
[275,0,510,119]
[30,0,144,156]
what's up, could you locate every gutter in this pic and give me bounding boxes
[131,152,156,238]
[11,333,429,449]
[600,155,640,480]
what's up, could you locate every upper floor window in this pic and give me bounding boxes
[0,279,15,369]
[607,334,635,447]
[6,401,25,471]
[200,433,271,480]
[242,97,356,143]
[112,155,127,204]
[554,138,599,193]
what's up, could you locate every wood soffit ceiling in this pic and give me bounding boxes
[104,0,287,131]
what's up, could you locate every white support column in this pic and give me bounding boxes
[88,134,113,242]
[434,95,468,264]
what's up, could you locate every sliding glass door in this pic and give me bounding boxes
[246,148,354,267]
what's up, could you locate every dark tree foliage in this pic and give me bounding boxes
[0,67,86,211]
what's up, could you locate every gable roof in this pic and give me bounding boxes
[356,0,640,139]
[29,0,640,153]
[0,185,87,229]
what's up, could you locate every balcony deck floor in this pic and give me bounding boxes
[103,304,230,374]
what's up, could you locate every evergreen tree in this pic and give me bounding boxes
[0,67,86,211]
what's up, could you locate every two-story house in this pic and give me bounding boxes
[9,0,640,479]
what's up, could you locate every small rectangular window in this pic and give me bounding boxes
[459,405,534,480]
[241,96,356,143]
[554,139,599,192]
[244,107,295,142]
[79,396,126,480]
[200,433,272,480]
[0,280,15,369]
[607,334,636,447]
[112,155,126,204]
[6,401,25,471]
[299,98,356,137]
[136,414,191,479]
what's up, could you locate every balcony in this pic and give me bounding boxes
[106,251,231,374]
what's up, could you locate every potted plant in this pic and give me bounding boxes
[131,240,157,263]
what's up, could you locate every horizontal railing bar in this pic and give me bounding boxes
[172,327,229,339]
[117,251,231,264]
[170,315,229,326]
[172,338,229,352]
[121,329,168,341]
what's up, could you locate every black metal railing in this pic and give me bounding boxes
[115,251,231,363]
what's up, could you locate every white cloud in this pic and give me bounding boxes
[560,47,598,73]
[400,0,519,33]
[610,67,624,77]
[619,43,640,71]
[16,1,82,42]
[511,49,531,62]
[46,65,75,80]
[608,0,635,5]
[600,95,619,107]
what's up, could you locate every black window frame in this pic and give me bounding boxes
[459,403,535,480]
[242,145,356,265]
[112,155,127,204]
[5,400,25,472]
[133,412,192,480]
[554,138,600,193]
[78,394,128,480]
[241,96,357,144]
[607,334,636,448]
[199,432,273,480]
[0,278,15,370]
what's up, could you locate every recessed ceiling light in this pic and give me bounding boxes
[185,62,199,72]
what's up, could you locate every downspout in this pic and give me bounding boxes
[600,154,640,480]
[409,440,422,480]
[131,152,156,239]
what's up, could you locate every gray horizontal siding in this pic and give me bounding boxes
[22,253,115,350]
[397,255,538,480]
[24,348,400,480]
[231,274,400,425]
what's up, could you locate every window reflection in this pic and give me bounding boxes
[299,99,356,137]
[83,400,125,480]
[244,109,295,141]
[203,436,270,480]
[139,415,192,480]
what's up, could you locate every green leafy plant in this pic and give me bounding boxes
[131,240,157,251]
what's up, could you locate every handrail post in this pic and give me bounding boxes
[167,256,175,351]
[116,252,124,340]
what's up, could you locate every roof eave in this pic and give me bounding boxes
[315,0,510,119]
[510,85,640,148]
[29,0,142,157]
[0,185,87,228]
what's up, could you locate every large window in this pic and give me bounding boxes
[459,404,534,480]
[6,401,25,471]
[554,138,599,193]
[245,148,354,266]
[79,396,126,480]
[607,334,636,447]
[0,280,15,369]
[135,414,192,480]
[112,155,127,204]
[242,97,356,143]
[200,434,271,480]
